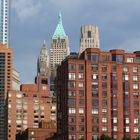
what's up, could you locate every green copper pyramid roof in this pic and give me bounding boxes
[52,12,67,39]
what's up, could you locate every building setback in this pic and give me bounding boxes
[57,48,140,140]
[0,43,12,140]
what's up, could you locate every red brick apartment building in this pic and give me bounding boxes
[6,76,56,140]
[57,48,140,140]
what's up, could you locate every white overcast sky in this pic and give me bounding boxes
[11,0,140,83]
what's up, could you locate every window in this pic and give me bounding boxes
[23,104,28,109]
[111,66,117,71]
[124,92,129,97]
[92,74,98,79]
[69,135,76,140]
[79,64,84,70]
[91,65,98,71]
[69,126,76,131]
[102,100,107,106]
[111,83,118,89]
[102,74,107,80]
[127,58,134,63]
[125,118,130,124]
[16,93,22,98]
[8,104,11,108]
[79,82,84,88]
[92,91,98,97]
[92,135,98,140]
[133,83,138,89]
[112,55,123,63]
[133,67,138,73]
[69,117,76,123]
[112,117,117,123]
[123,82,129,90]
[92,82,98,89]
[134,127,139,133]
[79,117,84,123]
[134,110,139,115]
[112,109,118,115]
[69,73,75,80]
[68,99,76,107]
[133,75,138,81]
[79,99,84,105]
[79,135,84,139]
[102,91,107,98]
[16,104,22,109]
[90,53,99,62]
[92,99,99,106]
[79,108,84,114]
[68,91,75,97]
[134,118,139,124]
[79,126,84,131]
[111,73,117,80]
[79,90,84,96]
[69,64,76,70]
[124,100,130,107]
[102,126,107,132]
[112,100,117,107]
[92,117,98,123]
[92,109,98,114]
[134,101,139,107]
[69,108,76,114]
[68,81,75,88]
[113,126,117,132]
[102,118,107,123]
[102,109,107,115]
[123,66,128,72]
[102,82,107,89]
[125,126,130,132]
[123,74,129,81]
[124,110,130,115]
[102,65,107,71]
[79,73,84,79]
[88,31,91,38]
[133,92,139,98]
[92,126,98,132]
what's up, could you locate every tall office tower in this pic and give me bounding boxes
[57,48,140,140]
[0,0,10,45]
[79,25,100,54]
[50,12,70,79]
[37,41,50,77]
[0,43,12,140]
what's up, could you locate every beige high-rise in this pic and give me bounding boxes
[50,12,70,79]
[79,25,100,54]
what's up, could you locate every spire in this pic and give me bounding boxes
[43,40,46,47]
[52,12,67,39]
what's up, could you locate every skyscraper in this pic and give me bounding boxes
[50,12,70,79]
[0,0,10,45]
[79,25,100,54]
[0,43,12,140]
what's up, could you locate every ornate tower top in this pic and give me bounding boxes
[37,41,50,76]
[52,12,67,39]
